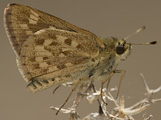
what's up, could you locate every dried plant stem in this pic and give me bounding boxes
[50,74,161,120]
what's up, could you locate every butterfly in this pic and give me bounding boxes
[4,3,156,97]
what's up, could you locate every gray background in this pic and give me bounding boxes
[0,0,161,120]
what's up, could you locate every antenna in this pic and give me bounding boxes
[123,26,157,45]
[131,41,157,45]
[123,26,146,40]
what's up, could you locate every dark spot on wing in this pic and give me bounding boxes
[64,38,72,46]
[42,69,48,73]
[57,64,66,69]
[48,34,56,39]
[35,80,42,86]
[43,57,48,60]
[76,44,83,49]
[50,41,59,46]
[30,57,36,62]
[41,79,49,84]
[51,78,55,81]
[35,38,44,45]
[46,61,51,65]
[33,63,40,69]
[64,74,71,77]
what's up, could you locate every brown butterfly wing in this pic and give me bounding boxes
[4,3,104,57]
[4,3,104,92]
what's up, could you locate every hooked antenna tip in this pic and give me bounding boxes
[148,41,157,45]
[136,26,146,33]
[142,26,146,30]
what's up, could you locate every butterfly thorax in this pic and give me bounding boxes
[90,37,132,82]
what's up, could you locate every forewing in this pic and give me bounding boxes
[4,3,104,57]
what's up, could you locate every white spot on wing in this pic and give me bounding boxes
[55,77,61,81]
[44,39,53,46]
[65,63,73,67]
[35,51,52,56]
[35,57,43,62]
[29,18,37,24]
[20,24,29,29]
[59,53,65,57]
[49,26,56,30]
[30,14,39,21]
[35,29,46,35]
[30,10,39,17]
[39,62,48,68]
[35,46,46,51]
[71,41,79,47]
[56,35,67,43]
[26,31,33,35]
[49,66,58,71]
[62,48,69,52]
[34,46,53,56]
[49,26,77,34]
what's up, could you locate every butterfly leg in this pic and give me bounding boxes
[89,82,104,115]
[56,79,81,115]
[53,82,75,94]
[53,85,62,94]
[114,70,126,99]
[101,72,115,104]
[100,70,126,103]
[106,75,112,91]
[72,81,104,115]
[70,83,85,109]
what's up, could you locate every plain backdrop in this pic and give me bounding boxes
[0,0,161,120]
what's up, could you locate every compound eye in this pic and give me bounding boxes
[116,44,125,54]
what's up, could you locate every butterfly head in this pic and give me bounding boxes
[115,39,157,61]
[115,39,132,61]
[103,37,156,62]
[102,38,132,61]
[114,26,157,61]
